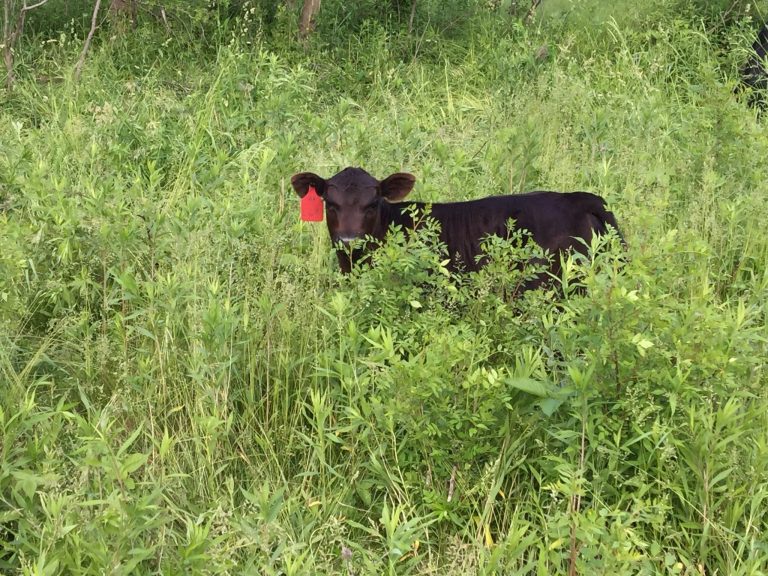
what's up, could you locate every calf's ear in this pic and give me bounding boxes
[291,172,327,198]
[380,173,415,202]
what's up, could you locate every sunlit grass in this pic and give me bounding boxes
[1,4,767,574]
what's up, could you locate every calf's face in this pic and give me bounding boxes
[291,167,415,246]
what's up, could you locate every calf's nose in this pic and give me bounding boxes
[335,235,360,247]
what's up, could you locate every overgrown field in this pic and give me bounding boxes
[2,3,768,574]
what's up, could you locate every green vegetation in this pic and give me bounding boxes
[1,1,767,574]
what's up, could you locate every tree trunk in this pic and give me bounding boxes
[3,41,14,91]
[407,0,417,35]
[109,0,138,28]
[3,0,49,90]
[298,0,320,39]
[3,0,13,89]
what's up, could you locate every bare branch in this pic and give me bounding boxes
[567,406,587,576]
[10,0,50,47]
[159,6,168,32]
[447,464,458,502]
[723,0,744,22]
[524,0,542,24]
[74,0,102,82]
[23,0,49,11]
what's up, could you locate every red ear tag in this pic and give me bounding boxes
[301,185,324,222]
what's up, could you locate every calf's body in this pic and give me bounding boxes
[292,167,622,283]
[737,24,768,109]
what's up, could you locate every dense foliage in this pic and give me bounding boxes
[1,1,767,574]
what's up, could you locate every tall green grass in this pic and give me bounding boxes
[1,4,767,574]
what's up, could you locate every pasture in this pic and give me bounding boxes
[1,1,767,573]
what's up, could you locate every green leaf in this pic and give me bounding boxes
[11,470,41,499]
[117,424,145,457]
[537,397,564,416]
[121,453,148,475]
[506,377,551,397]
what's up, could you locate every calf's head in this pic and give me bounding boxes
[291,167,415,270]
